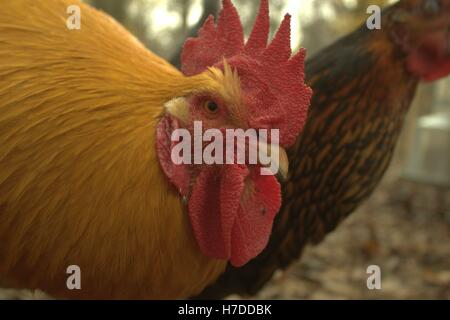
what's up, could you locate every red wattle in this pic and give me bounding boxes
[229,168,281,267]
[188,165,281,266]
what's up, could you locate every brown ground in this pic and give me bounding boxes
[240,177,450,300]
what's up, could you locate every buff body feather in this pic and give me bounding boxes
[0,0,226,299]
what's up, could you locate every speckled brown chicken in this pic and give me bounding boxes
[197,0,450,298]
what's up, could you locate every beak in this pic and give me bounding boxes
[276,147,289,182]
[257,141,289,183]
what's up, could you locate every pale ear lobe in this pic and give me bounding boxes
[164,97,191,125]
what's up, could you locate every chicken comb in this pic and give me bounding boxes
[181,0,312,146]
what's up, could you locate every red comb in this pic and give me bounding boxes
[181,0,312,146]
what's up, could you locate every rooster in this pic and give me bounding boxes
[198,0,450,298]
[0,0,311,299]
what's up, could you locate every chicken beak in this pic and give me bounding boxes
[276,147,289,182]
[257,141,289,183]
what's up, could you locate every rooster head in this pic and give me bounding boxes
[388,0,450,81]
[156,0,312,267]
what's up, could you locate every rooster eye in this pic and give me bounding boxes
[423,0,440,15]
[203,100,219,114]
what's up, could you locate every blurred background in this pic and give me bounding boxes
[87,0,449,299]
